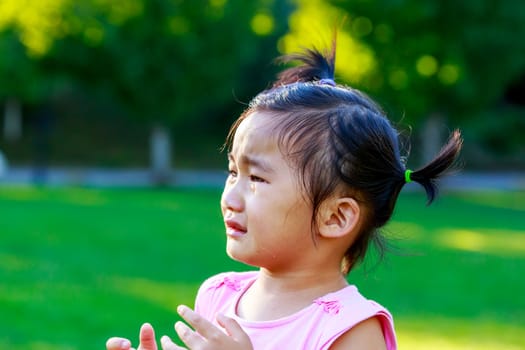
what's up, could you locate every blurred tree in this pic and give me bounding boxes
[281,0,525,163]
[0,0,291,181]
[49,0,290,182]
[0,0,67,142]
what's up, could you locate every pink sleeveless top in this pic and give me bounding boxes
[194,271,397,349]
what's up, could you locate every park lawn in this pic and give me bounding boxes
[0,185,523,349]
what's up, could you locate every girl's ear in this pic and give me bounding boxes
[318,197,361,239]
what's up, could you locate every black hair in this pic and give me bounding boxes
[226,44,462,275]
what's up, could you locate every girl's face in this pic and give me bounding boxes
[221,111,317,272]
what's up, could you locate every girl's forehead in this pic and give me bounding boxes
[237,111,276,132]
[232,112,279,152]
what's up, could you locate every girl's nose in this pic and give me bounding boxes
[221,182,244,213]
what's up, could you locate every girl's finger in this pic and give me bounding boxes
[216,313,251,343]
[160,335,187,350]
[136,323,159,350]
[138,323,157,350]
[174,320,206,348]
[106,337,132,350]
[177,305,222,339]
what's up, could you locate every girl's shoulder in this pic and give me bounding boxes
[313,285,397,349]
[196,271,258,304]
[314,284,387,317]
[195,270,258,315]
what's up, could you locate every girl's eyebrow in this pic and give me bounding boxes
[228,152,274,173]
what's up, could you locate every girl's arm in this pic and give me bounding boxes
[329,317,387,350]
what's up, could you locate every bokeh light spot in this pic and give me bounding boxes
[389,69,409,90]
[438,64,460,85]
[84,25,104,46]
[209,0,227,8]
[251,12,274,36]
[168,16,190,35]
[374,23,393,43]
[352,16,373,37]
[416,55,438,76]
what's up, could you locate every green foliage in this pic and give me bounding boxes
[2,0,524,165]
[0,29,51,102]
[287,0,525,126]
[0,0,291,125]
[0,186,524,349]
[0,0,71,102]
[279,0,377,85]
[339,0,525,123]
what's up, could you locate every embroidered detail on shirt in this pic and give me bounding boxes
[314,299,342,315]
[210,275,242,291]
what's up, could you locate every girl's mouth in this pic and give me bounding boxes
[225,219,247,237]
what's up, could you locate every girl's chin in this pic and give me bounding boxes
[226,246,258,267]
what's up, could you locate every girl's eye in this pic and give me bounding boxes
[250,175,266,183]
[228,169,238,177]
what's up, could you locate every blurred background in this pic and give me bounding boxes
[0,0,523,183]
[0,0,524,349]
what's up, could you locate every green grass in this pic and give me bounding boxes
[0,186,524,349]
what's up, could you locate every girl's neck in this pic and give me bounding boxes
[235,268,348,322]
[256,267,348,295]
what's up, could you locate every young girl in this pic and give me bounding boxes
[107,44,462,350]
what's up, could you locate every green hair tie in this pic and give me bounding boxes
[404,169,413,183]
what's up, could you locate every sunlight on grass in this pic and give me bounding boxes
[456,191,525,212]
[0,340,74,350]
[387,221,525,257]
[385,221,425,240]
[436,229,525,257]
[0,252,35,272]
[59,188,107,206]
[0,185,107,206]
[0,283,43,304]
[0,185,48,201]
[399,335,523,350]
[101,276,199,313]
[0,185,206,212]
[397,317,525,350]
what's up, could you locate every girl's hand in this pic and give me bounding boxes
[160,305,253,350]
[106,323,157,350]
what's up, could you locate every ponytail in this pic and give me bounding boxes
[273,45,336,86]
[406,129,463,204]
